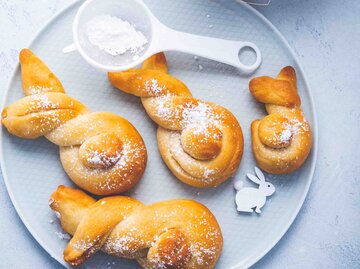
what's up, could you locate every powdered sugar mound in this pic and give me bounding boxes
[279,124,292,144]
[86,15,148,56]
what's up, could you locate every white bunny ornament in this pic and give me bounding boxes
[234,167,275,213]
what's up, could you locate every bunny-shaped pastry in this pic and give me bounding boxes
[234,167,275,213]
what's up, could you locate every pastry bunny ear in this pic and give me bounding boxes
[254,167,265,182]
[246,173,261,185]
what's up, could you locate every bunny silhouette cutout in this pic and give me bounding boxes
[234,167,275,213]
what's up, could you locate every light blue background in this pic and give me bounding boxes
[0,0,359,268]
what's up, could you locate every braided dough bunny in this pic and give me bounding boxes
[249,66,312,174]
[1,49,147,195]
[108,53,244,188]
[50,185,223,268]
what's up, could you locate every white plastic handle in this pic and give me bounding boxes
[62,0,262,73]
[149,23,262,74]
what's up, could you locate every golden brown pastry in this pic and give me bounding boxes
[1,49,147,195]
[249,66,312,174]
[49,185,223,268]
[108,53,244,188]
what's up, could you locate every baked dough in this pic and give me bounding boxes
[1,49,147,195]
[108,53,244,188]
[50,185,223,268]
[249,66,312,174]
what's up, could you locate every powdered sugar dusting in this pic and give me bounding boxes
[27,86,53,95]
[36,94,59,110]
[203,168,216,180]
[93,141,146,191]
[104,205,221,267]
[51,196,221,268]
[182,102,212,130]
[72,234,101,252]
[271,112,310,146]
[86,15,148,56]
[279,127,292,143]
[26,93,60,112]
[181,102,224,138]
[144,79,166,95]
[86,149,122,168]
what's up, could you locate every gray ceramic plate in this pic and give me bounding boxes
[0,0,318,268]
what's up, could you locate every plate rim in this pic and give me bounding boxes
[0,1,318,268]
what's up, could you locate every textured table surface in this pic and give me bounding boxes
[0,0,359,268]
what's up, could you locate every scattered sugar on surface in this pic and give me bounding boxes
[55,231,71,240]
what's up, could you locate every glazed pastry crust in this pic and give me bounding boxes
[249,66,312,174]
[1,49,147,195]
[108,53,244,188]
[50,185,223,269]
